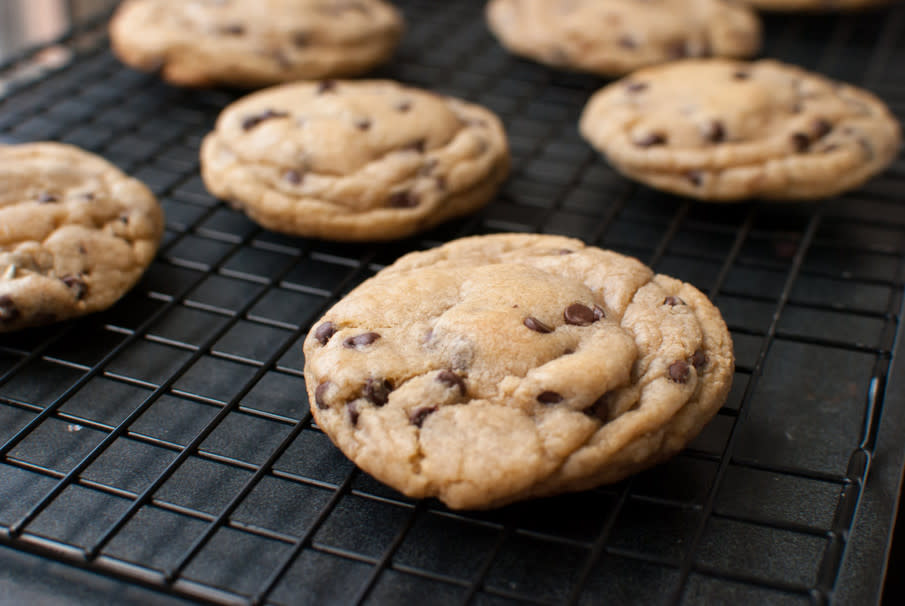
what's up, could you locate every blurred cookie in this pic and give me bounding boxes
[580,58,901,200]
[303,233,734,509]
[201,80,509,241]
[110,0,404,87]
[486,0,760,77]
[0,143,164,332]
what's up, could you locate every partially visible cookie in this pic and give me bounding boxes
[303,233,734,509]
[742,0,891,10]
[580,58,901,200]
[0,143,164,332]
[201,80,510,241]
[109,0,404,88]
[485,0,761,77]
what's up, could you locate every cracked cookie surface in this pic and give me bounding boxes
[485,0,761,77]
[0,143,164,332]
[303,233,734,509]
[579,58,901,200]
[201,79,510,241]
[109,0,404,87]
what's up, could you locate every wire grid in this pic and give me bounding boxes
[1,1,905,604]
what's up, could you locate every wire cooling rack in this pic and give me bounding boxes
[2,1,905,604]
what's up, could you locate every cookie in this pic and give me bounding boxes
[485,0,761,77]
[0,143,164,333]
[201,80,510,241]
[303,233,734,509]
[109,0,404,88]
[579,59,901,200]
[742,0,891,10]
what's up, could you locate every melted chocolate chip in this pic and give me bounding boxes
[317,80,337,94]
[364,378,393,406]
[668,361,690,384]
[242,109,289,131]
[315,381,332,409]
[619,35,637,49]
[586,393,611,421]
[634,132,667,147]
[291,31,311,47]
[0,295,19,323]
[437,369,466,395]
[664,296,685,306]
[563,303,598,326]
[355,118,371,131]
[405,139,426,153]
[395,100,412,112]
[221,24,245,35]
[348,401,361,426]
[60,275,86,300]
[686,171,704,186]
[813,118,833,139]
[791,132,811,153]
[410,405,437,428]
[388,191,419,208]
[314,321,336,345]
[692,349,708,370]
[285,170,304,185]
[343,332,381,349]
[626,81,648,94]
[702,120,726,143]
[524,316,553,334]
[537,391,564,404]
[732,70,750,81]
[37,192,57,203]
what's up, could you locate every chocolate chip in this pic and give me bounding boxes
[537,391,563,405]
[270,49,292,69]
[791,132,811,153]
[221,24,245,35]
[364,378,393,406]
[119,214,129,224]
[666,40,688,59]
[388,191,419,208]
[812,118,833,139]
[585,393,611,421]
[291,31,310,47]
[563,303,598,326]
[702,120,726,143]
[434,176,447,191]
[664,296,685,306]
[317,80,337,94]
[0,295,19,323]
[634,132,667,147]
[410,405,437,428]
[315,381,332,409]
[625,81,648,94]
[60,274,86,300]
[692,349,708,370]
[732,70,750,80]
[668,361,690,384]
[355,118,371,131]
[524,316,553,334]
[405,139,426,153]
[285,170,304,185]
[314,321,336,345]
[343,332,381,349]
[619,35,637,49]
[437,369,466,395]
[686,171,704,186]
[37,192,57,203]
[395,100,412,112]
[242,109,289,131]
[348,401,361,426]
[81,192,95,201]
[557,249,574,255]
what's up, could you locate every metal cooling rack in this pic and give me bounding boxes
[2,1,905,604]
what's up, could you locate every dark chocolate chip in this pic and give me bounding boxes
[634,132,667,147]
[317,80,337,94]
[437,369,466,395]
[625,81,648,94]
[348,401,361,426]
[0,295,19,323]
[410,405,437,428]
[60,274,86,300]
[586,393,611,421]
[343,332,381,349]
[686,170,704,186]
[405,139,426,153]
[702,120,726,143]
[563,303,598,326]
[666,40,688,59]
[355,118,372,131]
[291,31,311,47]
[692,349,708,370]
[524,316,553,334]
[395,100,412,112]
[314,321,336,345]
[364,378,393,406]
[221,24,245,35]
[285,170,304,185]
[618,35,637,49]
[81,192,95,200]
[812,118,833,139]
[119,214,129,224]
[388,191,419,208]
[557,249,574,255]
[37,192,57,203]
[791,132,811,153]
[664,296,685,306]
[242,109,289,131]
[732,70,750,80]
[315,381,332,409]
[537,391,564,405]
[668,361,690,384]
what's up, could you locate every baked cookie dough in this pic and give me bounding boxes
[579,58,901,200]
[485,0,761,77]
[109,0,404,87]
[303,233,734,509]
[0,143,164,332]
[201,80,510,241]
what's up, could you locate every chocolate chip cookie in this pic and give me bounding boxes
[0,143,164,333]
[485,0,761,77]
[109,0,404,88]
[580,58,901,200]
[303,233,734,509]
[201,80,510,241]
